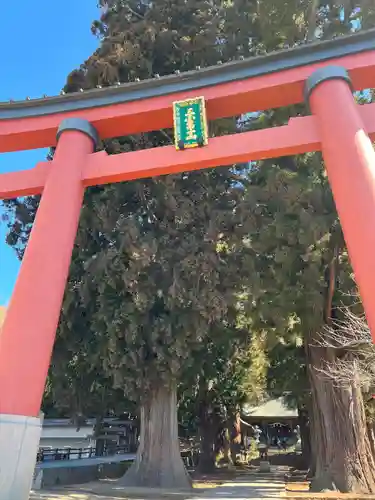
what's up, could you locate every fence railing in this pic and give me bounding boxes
[37,444,200,469]
[36,444,130,463]
[181,449,199,469]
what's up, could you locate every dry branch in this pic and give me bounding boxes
[313,308,375,390]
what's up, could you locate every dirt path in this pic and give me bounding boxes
[191,476,286,499]
[30,473,286,500]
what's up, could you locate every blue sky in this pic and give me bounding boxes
[0,1,99,305]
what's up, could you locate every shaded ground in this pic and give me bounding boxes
[30,470,286,499]
[286,495,375,500]
[285,480,375,499]
[31,458,375,500]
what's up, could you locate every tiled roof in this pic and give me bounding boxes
[0,29,374,117]
[243,398,298,418]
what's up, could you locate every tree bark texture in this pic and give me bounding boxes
[197,398,226,472]
[298,407,311,470]
[230,412,242,464]
[94,416,105,456]
[197,409,217,473]
[119,382,191,489]
[306,333,375,493]
[221,426,233,466]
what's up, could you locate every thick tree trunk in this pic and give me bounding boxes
[218,426,233,467]
[197,401,224,472]
[306,334,375,493]
[94,416,105,456]
[298,407,311,470]
[119,382,191,489]
[367,423,375,458]
[230,412,242,464]
[197,415,216,473]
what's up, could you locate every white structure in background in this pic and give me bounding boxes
[242,398,298,420]
[39,419,96,459]
[242,398,300,449]
[39,417,138,456]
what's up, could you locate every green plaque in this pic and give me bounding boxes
[173,96,208,150]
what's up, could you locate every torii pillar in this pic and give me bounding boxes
[0,118,98,500]
[305,66,375,336]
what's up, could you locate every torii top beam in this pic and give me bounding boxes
[0,29,375,153]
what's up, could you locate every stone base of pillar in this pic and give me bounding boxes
[0,413,43,500]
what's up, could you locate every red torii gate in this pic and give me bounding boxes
[1,30,375,498]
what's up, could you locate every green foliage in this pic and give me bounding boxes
[243,141,356,328]
[72,162,250,402]
[242,333,269,404]
[178,317,252,433]
[4,0,253,410]
[239,130,357,414]
[267,338,308,409]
